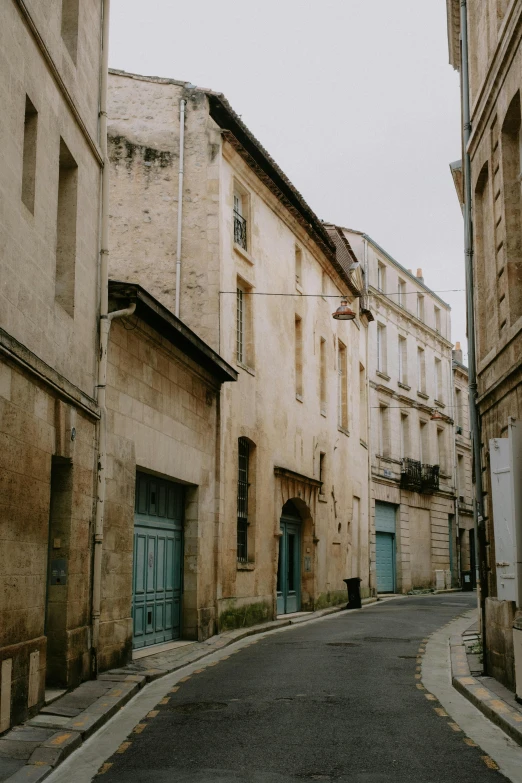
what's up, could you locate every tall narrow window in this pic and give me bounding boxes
[398,336,407,385]
[295,316,303,398]
[337,340,348,430]
[458,454,465,494]
[55,139,78,317]
[61,0,79,64]
[233,187,248,250]
[437,427,445,471]
[359,363,367,440]
[321,270,328,299]
[434,306,441,333]
[377,262,386,292]
[417,294,425,321]
[502,92,522,321]
[455,387,462,428]
[21,96,38,213]
[379,405,390,456]
[434,358,442,401]
[400,413,409,458]
[237,438,250,563]
[419,420,429,463]
[319,452,326,488]
[295,246,303,287]
[377,324,387,374]
[236,279,253,367]
[236,285,245,363]
[417,347,426,393]
[320,337,326,415]
[398,278,406,307]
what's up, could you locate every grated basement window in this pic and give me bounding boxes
[237,437,249,562]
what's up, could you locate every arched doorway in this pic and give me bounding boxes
[277,500,302,614]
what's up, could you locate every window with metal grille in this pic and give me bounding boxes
[234,190,247,250]
[237,437,249,562]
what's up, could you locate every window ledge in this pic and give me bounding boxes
[296,393,304,403]
[234,242,253,264]
[320,409,327,418]
[360,439,368,450]
[318,493,328,503]
[376,370,391,381]
[237,562,255,571]
[295,282,304,294]
[434,399,445,408]
[237,361,256,377]
[338,426,350,437]
[417,390,429,400]
[398,382,411,391]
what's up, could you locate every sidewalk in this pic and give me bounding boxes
[0,600,377,782]
[450,617,522,747]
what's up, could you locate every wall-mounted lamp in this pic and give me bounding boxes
[332,298,356,321]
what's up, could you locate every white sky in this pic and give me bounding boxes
[109,0,466,359]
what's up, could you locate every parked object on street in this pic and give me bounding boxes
[344,577,362,610]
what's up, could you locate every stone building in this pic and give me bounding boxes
[344,231,457,594]
[106,69,372,652]
[0,0,106,729]
[447,0,522,693]
[452,343,475,586]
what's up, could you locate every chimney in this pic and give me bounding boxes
[453,340,463,364]
[416,268,424,283]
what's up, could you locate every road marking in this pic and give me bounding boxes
[194,668,205,673]
[98,763,113,775]
[179,675,192,682]
[159,697,170,705]
[147,710,159,718]
[482,756,499,770]
[207,662,218,667]
[416,683,425,691]
[448,722,462,732]
[425,693,437,701]
[133,724,146,734]
[463,738,477,747]
[434,707,448,717]
[170,686,180,693]
[415,674,422,679]
[116,742,131,754]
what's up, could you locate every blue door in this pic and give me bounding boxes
[375,532,395,593]
[132,473,184,649]
[276,515,301,614]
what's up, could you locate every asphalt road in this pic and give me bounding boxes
[94,594,507,783]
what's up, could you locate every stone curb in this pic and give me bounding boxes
[1,598,379,782]
[450,634,522,746]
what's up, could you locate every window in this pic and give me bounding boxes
[321,270,328,299]
[417,294,424,321]
[455,387,462,428]
[437,427,445,471]
[458,454,465,493]
[233,188,248,250]
[236,279,253,367]
[22,96,38,213]
[378,405,390,456]
[61,0,79,63]
[434,306,441,333]
[434,358,442,401]
[320,337,327,415]
[400,413,409,458]
[295,246,303,288]
[502,92,522,322]
[398,278,406,307]
[319,452,326,493]
[398,336,407,385]
[237,438,250,562]
[419,420,429,463]
[377,324,387,374]
[55,138,78,317]
[417,347,426,393]
[337,340,348,430]
[377,262,386,292]
[359,363,367,440]
[295,316,303,398]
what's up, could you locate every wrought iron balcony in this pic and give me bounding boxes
[400,458,422,492]
[234,210,247,250]
[421,463,440,494]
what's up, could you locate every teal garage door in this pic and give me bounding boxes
[375,502,396,593]
[132,472,184,649]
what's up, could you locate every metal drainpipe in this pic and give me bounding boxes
[460,0,488,662]
[175,99,186,319]
[364,238,374,596]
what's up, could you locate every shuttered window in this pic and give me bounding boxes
[237,438,249,562]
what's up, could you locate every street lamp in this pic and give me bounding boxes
[332,298,356,321]
[430,409,443,421]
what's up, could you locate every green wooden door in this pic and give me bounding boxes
[132,473,183,649]
[276,515,301,614]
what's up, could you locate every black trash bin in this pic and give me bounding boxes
[344,577,362,610]
[461,571,473,591]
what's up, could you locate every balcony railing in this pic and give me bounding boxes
[421,463,440,494]
[400,458,440,494]
[234,210,247,250]
[400,458,422,492]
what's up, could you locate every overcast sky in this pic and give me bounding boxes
[109,0,466,358]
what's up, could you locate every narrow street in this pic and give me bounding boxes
[87,594,507,783]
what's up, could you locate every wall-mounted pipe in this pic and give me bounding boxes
[175,99,186,319]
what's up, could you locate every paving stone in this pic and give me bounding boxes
[39,705,81,718]
[28,731,81,767]
[26,716,71,731]
[3,764,53,782]
[1,729,54,744]
[0,741,41,761]
[0,757,25,782]
[66,713,103,740]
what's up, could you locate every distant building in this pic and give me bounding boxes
[345,230,456,594]
[0,0,106,729]
[447,0,522,694]
[106,69,373,658]
[452,344,475,588]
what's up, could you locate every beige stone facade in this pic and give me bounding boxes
[447,0,522,692]
[345,231,457,593]
[107,70,372,641]
[0,0,104,729]
[452,346,475,582]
